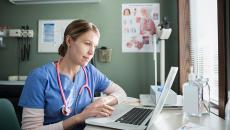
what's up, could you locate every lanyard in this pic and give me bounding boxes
[55,60,92,116]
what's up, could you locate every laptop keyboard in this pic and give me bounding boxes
[115,108,153,125]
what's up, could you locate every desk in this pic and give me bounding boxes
[84,98,225,130]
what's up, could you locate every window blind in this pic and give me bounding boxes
[189,0,219,104]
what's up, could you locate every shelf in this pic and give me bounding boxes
[0,80,25,86]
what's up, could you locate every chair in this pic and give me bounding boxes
[0,98,21,130]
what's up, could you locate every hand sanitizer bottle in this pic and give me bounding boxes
[183,66,201,116]
[225,91,230,130]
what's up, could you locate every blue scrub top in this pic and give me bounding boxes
[19,62,111,129]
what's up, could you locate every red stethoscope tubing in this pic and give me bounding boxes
[55,61,67,107]
[55,60,92,116]
[79,66,92,98]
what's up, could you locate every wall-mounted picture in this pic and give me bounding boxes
[122,3,160,53]
[38,19,73,53]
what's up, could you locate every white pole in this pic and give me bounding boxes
[153,35,157,87]
[160,40,165,86]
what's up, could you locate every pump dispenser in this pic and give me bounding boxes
[188,66,196,82]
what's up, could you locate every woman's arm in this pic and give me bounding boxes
[21,108,63,130]
[100,82,127,105]
[22,108,85,130]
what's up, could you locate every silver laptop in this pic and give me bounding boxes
[86,67,178,130]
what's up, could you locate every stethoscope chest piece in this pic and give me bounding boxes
[62,106,72,116]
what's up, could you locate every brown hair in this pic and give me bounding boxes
[58,19,100,57]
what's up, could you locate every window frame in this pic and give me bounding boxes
[178,0,227,118]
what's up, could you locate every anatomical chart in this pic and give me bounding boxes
[122,3,160,53]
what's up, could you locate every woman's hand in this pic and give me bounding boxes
[78,98,115,121]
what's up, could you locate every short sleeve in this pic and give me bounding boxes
[88,65,111,92]
[19,68,47,109]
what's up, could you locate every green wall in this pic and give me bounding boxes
[0,0,179,98]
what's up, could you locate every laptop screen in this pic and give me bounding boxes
[146,67,178,130]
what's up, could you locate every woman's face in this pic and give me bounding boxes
[67,30,99,66]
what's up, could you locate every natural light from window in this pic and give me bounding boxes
[189,0,219,105]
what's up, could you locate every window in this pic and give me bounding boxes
[189,0,219,105]
[178,0,227,118]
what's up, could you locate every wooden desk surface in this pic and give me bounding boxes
[84,97,225,130]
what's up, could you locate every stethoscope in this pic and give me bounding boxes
[55,60,92,116]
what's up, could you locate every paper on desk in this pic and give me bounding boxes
[177,122,215,130]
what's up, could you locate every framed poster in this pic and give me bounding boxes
[38,19,73,53]
[122,3,160,53]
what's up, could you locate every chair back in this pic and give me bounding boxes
[0,98,21,130]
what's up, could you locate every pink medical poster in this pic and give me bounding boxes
[122,3,160,53]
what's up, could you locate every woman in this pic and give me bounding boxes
[19,19,127,130]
